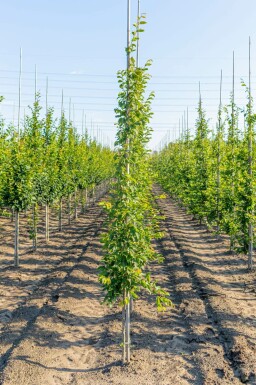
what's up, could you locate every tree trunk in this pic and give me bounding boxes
[80,189,85,214]
[74,189,77,220]
[248,224,253,270]
[32,204,37,251]
[122,289,131,365]
[14,210,19,267]
[230,235,234,252]
[92,186,95,204]
[58,198,62,231]
[68,194,71,225]
[85,188,88,208]
[45,203,49,243]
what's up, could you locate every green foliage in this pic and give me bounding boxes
[99,17,172,312]
[1,135,34,211]
[153,83,256,253]
[0,94,114,213]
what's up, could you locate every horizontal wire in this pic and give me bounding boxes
[0,91,248,101]
[0,68,254,79]
[0,75,252,86]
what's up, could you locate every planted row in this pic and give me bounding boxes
[0,95,114,265]
[153,84,255,269]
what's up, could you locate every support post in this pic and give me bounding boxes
[14,210,19,267]
[248,37,253,270]
[45,203,49,243]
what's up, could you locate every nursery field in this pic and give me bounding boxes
[1,3,256,384]
[0,187,255,385]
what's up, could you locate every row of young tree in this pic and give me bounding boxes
[153,76,255,270]
[0,94,114,266]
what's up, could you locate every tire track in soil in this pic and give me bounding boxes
[0,185,108,317]
[0,201,103,303]
[153,235,206,384]
[0,201,107,382]
[154,219,241,385]
[154,185,255,385]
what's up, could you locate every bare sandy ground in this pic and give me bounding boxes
[0,186,255,385]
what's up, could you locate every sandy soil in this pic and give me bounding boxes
[0,186,255,385]
[154,185,256,385]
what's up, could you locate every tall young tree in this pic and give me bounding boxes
[188,91,210,222]
[99,15,171,365]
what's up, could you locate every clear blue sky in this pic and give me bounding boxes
[1,0,256,148]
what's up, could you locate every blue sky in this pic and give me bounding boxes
[1,0,256,148]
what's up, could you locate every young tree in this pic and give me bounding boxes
[1,132,33,266]
[99,16,171,364]
[188,93,210,223]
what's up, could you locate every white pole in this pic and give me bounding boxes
[34,64,37,101]
[248,37,253,270]
[123,0,131,366]
[18,48,22,139]
[69,98,72,123]
[136,0,140,67]
[46,77,48,114]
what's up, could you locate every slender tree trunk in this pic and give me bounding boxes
[68,194,71,225]
[80,189,85,214]
[14,210,19,267]
[58,198,62,231]
[122,289,131,364]
[230,235,234,252]
[45,203,49,243]
[130,297,134,313]
[32,204,37,251]
[85,188,88,208]
[74,189,77,220]
[248,223,253,269]
[92,186,95,204]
